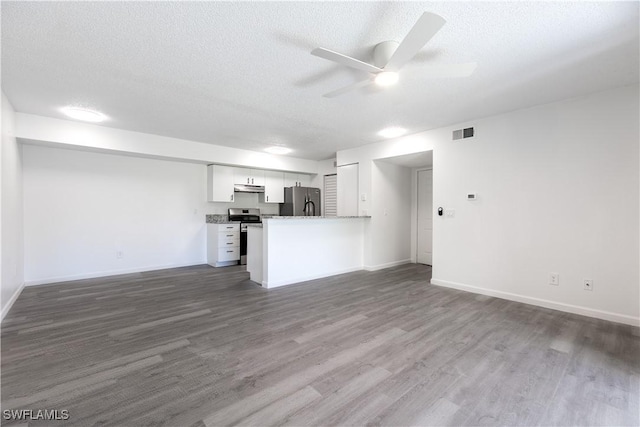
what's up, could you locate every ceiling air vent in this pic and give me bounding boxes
[452,127,475,140]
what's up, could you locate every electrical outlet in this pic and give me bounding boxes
[549,272,559,286]
[116,250,124,259]
[446,209,456,218]
[584,279,593,291]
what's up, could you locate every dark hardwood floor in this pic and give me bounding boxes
[2,264,638,426]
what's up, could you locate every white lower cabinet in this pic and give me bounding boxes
[207,223,240,267]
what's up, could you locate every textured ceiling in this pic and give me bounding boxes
[2,2,638,160]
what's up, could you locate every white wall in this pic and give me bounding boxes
[367,161,412,269]
[430,85,638,325]
[23,145,213,284]
[310,158,336,189]
[336,135,430,271]
[337,163,359,217]
[1,93,25,319]
[337,84,639,325]
[337,134,435,219]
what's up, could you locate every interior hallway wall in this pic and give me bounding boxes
[1,93,25,319]
[367,161,412,269]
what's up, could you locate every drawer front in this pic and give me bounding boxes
[219,224,240,232]
[218,247,240,261]
[219,235,240,247]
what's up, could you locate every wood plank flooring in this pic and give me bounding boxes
[2,264,639,426]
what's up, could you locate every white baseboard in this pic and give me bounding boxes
[430,278,640,327]
[264,266,363,289]
[24,262,203,287]
[1,282,25,322]
[364,259,412,272]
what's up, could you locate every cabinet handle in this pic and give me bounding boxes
[251,178,254,184]
[227,250,233,253]
[247,178,250,184]
[230,194,234,201]
[226,234,233,236]
[267,195,269,202]
[226,242,233,245]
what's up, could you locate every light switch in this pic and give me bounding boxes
[361,193,367,201]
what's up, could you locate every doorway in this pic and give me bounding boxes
[417,169,433,265]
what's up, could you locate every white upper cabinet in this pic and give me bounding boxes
[207,165,235,203]
[263,170,285,203]
[234,168,265,186]
[284,173,311,187]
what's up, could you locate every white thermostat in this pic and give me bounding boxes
[467,193,478,201]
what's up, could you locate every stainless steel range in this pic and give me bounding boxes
[228,208,261,265]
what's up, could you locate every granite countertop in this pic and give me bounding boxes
[265,216,371,219]
[205,214,239,224]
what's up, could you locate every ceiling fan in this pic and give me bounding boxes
[311,12,477,98]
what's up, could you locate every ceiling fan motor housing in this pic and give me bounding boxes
[373,41,400,69]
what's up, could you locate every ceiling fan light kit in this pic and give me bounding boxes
[311,12,476,98]
[375,71,399,87]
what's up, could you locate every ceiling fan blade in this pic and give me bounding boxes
[385,12,446,71]
[420,62,478,78]
[323,79,372,98]
[312,47,383,74]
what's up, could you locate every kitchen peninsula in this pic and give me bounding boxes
[246,216,370,288]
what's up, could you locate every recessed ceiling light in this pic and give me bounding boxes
[61,106,107,123]
[378,127,407,139]
[265,146,292,155]
[374,71,399,87]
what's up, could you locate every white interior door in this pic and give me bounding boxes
[337,163,358,216]
[417,169,433,265]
